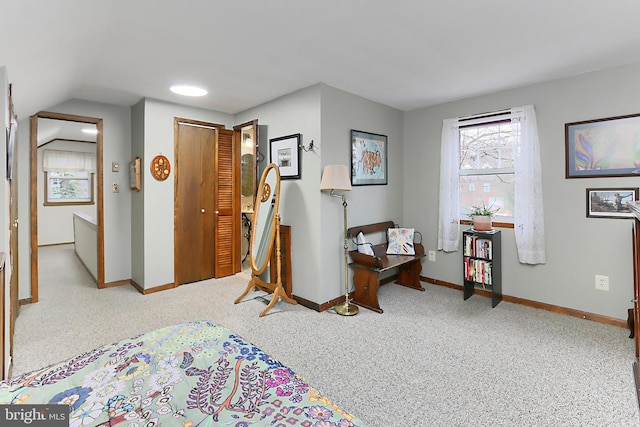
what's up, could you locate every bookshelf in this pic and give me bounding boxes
[463,228,502,307]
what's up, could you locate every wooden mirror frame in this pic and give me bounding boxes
[235,163,297,316]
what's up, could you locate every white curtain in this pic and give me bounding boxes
[437,105,546,264]
[512,105,546,264]
[43,149,96,173]
[437,118,461,252]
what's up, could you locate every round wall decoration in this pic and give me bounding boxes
[151,155,171,181]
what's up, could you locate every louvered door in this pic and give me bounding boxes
[214,128,240,276]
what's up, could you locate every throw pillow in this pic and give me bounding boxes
[356,232,375,256]
[386,228,415,255]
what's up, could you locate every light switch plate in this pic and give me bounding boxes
[112,162,119,172]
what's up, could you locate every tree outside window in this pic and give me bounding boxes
[459,120,517,222]
[45,171,94,205]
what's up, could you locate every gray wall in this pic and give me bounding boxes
[18,99,133,297]
[18,97,236,294]
[320,85,405,302]
[130,100,145,287]
[139,98,234,289]
[235,84,404,304]
[235,85,323,302]
[404,61,640,320]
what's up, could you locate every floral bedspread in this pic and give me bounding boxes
[0,320,366,427]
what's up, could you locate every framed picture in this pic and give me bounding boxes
[565,113,640,178]
[129,157,141,191]
[6,83,16,180]
[6,120,16,180]
[351,129,387,186]
[586,187,638,219]
[269,133,301,179]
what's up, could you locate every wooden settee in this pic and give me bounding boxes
[347,221,425,313]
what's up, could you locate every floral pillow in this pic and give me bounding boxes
[386,228,415,255]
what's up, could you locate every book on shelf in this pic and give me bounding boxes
[463,233,493,259]
[464,258,492,287]
[475,238,492,259]
[463,234,473,256]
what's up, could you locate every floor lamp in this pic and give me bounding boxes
[320,165,359,316]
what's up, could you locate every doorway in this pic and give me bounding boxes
[174,118,239,285]
[234,120,258,267]
[30,112,104,302]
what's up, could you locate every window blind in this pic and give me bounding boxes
[43,149,96,173]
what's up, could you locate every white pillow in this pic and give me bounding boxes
[386,228,415,255]
[356,232,375,256]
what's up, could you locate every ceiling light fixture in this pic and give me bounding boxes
[170,85,208,97]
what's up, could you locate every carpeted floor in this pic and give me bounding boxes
[12,244,640,426]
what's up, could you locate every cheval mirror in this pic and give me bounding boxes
[235,163,297,316]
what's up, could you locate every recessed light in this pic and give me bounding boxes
[82,128,98,134]
[170,85,208,97]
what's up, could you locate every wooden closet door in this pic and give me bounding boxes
[176,122,216,285]
[175,121,240,285]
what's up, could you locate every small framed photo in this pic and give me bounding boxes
[351,130,387,186]
[270,133,301,180]
[586,187,638,219]
[566,113,640,178]
[129,157,141,191]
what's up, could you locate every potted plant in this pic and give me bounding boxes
[468,202,499,231]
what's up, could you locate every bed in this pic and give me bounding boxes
[0,320,367,426]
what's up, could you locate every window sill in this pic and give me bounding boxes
[460,219,514,229]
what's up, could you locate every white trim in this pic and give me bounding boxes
[177,121,218,130]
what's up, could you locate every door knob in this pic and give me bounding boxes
[215,211,219,215]
[201,209,205,213]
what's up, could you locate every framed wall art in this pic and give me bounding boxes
[6,120,16,180]
[586,187,638,219]
[129,157,141,191]
[566,113,640,178]
[351,129,387,186]
[269,133,301,179]
[6,83,16,180]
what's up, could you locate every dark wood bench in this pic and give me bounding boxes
[347,221,425,313]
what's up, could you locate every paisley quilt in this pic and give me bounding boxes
[0,320,367,427]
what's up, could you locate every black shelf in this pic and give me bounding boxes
[463,228,502,307]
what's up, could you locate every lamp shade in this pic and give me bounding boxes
[320,165,352,191]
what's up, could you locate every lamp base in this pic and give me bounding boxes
[335,301,359,316]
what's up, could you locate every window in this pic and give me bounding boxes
[438,105,545,264]
[45,171,94,205]
[459,119,518,223]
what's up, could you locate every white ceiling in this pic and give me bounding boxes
[37,118,96,146]
[4,1,640,120]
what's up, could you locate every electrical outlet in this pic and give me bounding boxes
[428,250,436,262]
[595,275,609,291]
